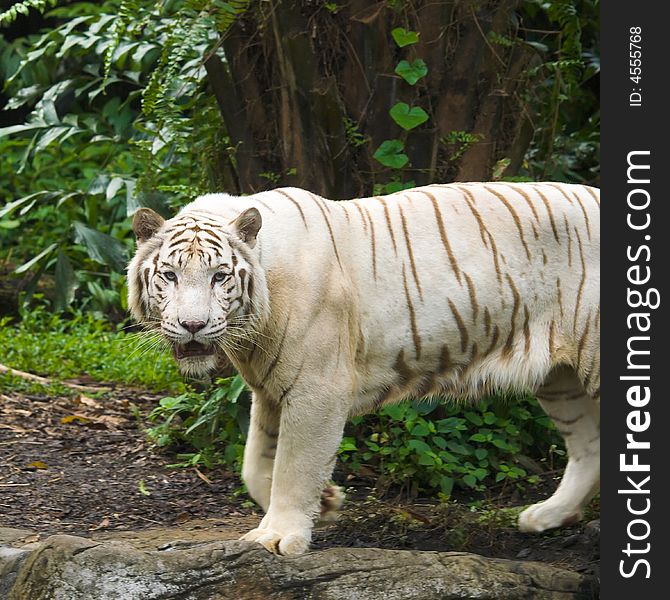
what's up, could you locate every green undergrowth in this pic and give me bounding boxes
[146,384,565,498]
[0,373,75,398]
[339,396,565,497]
[146,375,249,469]
[2,307,566,498]
[0,305,183,392]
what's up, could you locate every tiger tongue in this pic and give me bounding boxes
[173,341,215,359]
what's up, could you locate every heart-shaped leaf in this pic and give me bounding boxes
[383,180,416,194]
[395,59,428,85]
[373,139,409,169]
[391,27,420,47]
[389,102,429,130]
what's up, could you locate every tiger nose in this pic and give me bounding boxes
[180,320,207,333]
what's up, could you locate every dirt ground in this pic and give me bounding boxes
[0,387,599,579]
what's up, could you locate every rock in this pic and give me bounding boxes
[561,534,582,548]
[0,527,598,600]
[0,528,37,599]
[584,520,600,541]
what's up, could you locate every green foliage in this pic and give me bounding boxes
[339,395,561,497]
[390,27,419,48]
[389,103,429,131]
[394,59,427,85]
[373,139,408,169]
[1,0,599,314]
[0,0,243,313]
[486,31,516,48]
[0,307,563,497]
[0,305,183,391]
[373,23,431,194]
[372,179,415,196]
[342,116,369,148]
[146,375,249,468]
[441,131,485,163]
[0,0,56,26]
[134,374,563,497]
[518,0,599,184]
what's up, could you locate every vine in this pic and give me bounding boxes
[372,25,427,194]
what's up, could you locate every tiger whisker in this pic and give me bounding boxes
[223,328,273,356]
[123,331,167,359]
[126,339,163,361]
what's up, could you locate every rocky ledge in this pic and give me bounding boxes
[0,527,598,600]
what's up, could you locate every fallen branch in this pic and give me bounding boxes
[0,364,112,394]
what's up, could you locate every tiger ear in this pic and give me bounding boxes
[231,207,262,248]
[132,208,165,244]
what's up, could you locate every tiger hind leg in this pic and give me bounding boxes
[518,365,600,533]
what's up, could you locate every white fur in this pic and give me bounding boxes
[128,182,600,555]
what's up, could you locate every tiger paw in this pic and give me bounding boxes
[240,525,311,556]
[518,501,582,533]
[319,485,345,522]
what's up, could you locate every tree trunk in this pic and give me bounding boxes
[205,0,534,198]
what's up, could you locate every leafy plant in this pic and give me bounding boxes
[342,116,369,149]
[0,0,56,26]
[517,0,599,184]
[389,103,429,131]
[1,304,565,496]
[373,139,408,169]
[146,375,249,468]
[1,0,599,314]
[141,379,562,497]
[390,27,419,48]
[441,131,485,163]
[339,395,561,498]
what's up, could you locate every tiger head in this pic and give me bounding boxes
[127,205,264,376]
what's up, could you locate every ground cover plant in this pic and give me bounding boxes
[0,304,183,391]
[0,306,566,498]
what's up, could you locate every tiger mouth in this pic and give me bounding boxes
[173,341,216,360]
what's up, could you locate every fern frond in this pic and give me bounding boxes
[545,0,583,86]
[0,0,57,27]
[210,0,250,34]
[102,0,141,86]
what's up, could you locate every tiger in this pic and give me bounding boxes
[127,181,600,556]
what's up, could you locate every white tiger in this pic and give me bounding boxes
[127,182,600,556]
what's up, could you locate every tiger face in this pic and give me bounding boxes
[127,206,262,376]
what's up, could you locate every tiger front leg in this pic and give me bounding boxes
[240,378,349,556]
[241,397,280,512]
